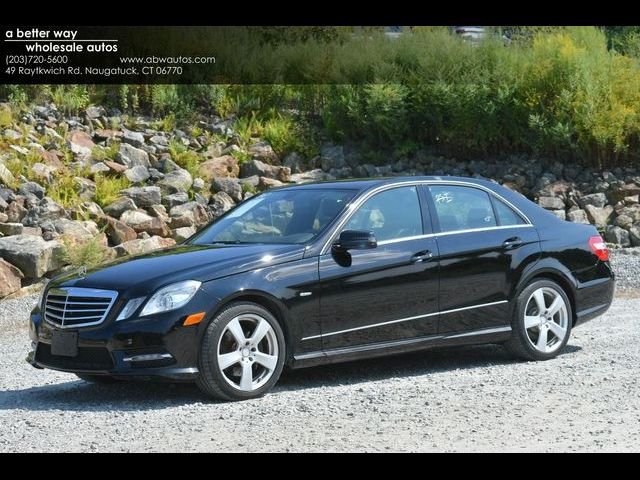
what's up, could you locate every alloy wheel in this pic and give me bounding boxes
[524,287,569,353]
[216,314,279,392]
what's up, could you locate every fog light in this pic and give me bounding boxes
[123,353,173,363]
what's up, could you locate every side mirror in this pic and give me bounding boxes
[332,230,377,253]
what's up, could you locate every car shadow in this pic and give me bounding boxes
[0,343,582,411]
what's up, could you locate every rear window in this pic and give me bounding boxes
[493,197,526,226]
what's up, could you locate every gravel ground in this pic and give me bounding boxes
[1,253,638,452]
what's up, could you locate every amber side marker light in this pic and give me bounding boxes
[184,312,206,326]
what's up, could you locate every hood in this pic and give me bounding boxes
[50,243,306,295]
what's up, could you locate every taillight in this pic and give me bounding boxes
[589,235,609,261]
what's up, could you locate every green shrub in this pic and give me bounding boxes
[0,105,13,128]
[61,235,112,269]
[48,174,82,209]
[52,85,90,115]
[94,174,131,208]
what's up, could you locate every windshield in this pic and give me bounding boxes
[188,188,357,245]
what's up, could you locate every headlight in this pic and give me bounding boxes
[140,280,202,316]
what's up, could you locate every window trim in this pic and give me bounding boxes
[323,184,427,253]
[320,180,533,255]
[426,183,528,234]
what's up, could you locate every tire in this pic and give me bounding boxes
[196,302,286,401]
[75,373,119,384]
[504,279,573,361]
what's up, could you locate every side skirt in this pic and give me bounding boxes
[290,326,512,369]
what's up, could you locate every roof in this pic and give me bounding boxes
[278,175,498,192]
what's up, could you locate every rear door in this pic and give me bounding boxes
[425,183,540,333]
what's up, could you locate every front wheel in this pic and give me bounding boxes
[196,302,286,401]
[505,279,572,361]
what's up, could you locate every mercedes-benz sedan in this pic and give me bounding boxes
[28,176,615,401]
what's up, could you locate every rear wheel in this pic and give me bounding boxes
[505,279,572,361]
[75,373,119,384]
[197,302,285,401]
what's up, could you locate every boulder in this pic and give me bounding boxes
[604,225,630,247]
[209,192,235,219]
[31,163,58,183]
[120,186,161,208]
[0,259,23,298]
[18,181,46,200]
[93,129,122,141]
[124,165,151,183]
[579,193,608,209]
[116,143,150,168]
[120,209,171,236]
[240,159,291,182]
[104,160,128,174]
[283,152,304,173]
[584,204,614,228]
[114,236,176,257]
[162,192,189,210]
[104,217,137,245]
[538,196,565,210]
[629,226,640,247]
[259,177,284,190]
[172,226,196,242]
[41,150,65,169]
[199,155,239,181]
[146,204,169,222]
[75,202,104,220]
[169,201,211,228]
[550,210,566,220]
[566,209,590,224]
[248,141,278,163]
[122,129,145,148]
[615,214,634,230]
[0,223,24,236]
[52,219,94,243]
[320,144,346,171]
[0,235,64,278]
[104,197,137,218]
[68,130,94,157]
[157,168,193,193]
[22,197,68,227]
[0,163,16,186]
[213,177,243,202]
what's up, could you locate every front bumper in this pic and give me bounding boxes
[27,299,211,381]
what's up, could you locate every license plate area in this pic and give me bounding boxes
[51,330,78,357]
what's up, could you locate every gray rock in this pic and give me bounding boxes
[89,162,111,175]
[0,258,23,298]
[116,143,150,168]
[120,209,166,235]
[240,159,290,182]
[114,236,176,257]
[162,192,189,210]
[84,106,106,119]
[538,196,565,210]
[124,165,151,184]
[5,202,28,223]
[0,235,64,278]
[209,192,236,219]
[615,214,634,230]
[248,141,278,163]
[605,225,631,247]
[192,178,205,191]
[148,168,165,181]
[290,169,333,184]
[122,129,145,148]
[579,193,608,209]
[172,226,196,242]
[320,144,346,171]
[17,181,46,200]
[213,177,243,202]
[629,226,640,247]
[157,168,193,193]
[567,209,590,224]
[584,204,614,228]
[149,135,168,147]
[120,186,161,208]
[103,217,137,245]
[550,209,566,220]
[52,219,94,243]
[169,201,211,228]
[283,152,304,173]
[0,223,24,236]
[103,197,137,219]
[22,198,68,227]
[0,163,16,187]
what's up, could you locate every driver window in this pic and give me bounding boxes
[344,186,423,242]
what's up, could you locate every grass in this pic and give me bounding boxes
[94,174,132,208]
[0,105,13,128]
[48,174,82,209]
[51,85,90,116]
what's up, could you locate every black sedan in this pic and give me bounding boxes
[27,176,615,401]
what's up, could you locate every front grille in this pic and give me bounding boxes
[36,343,114,371]
[44,287,118,328]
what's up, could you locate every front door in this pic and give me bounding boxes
[317,185,440,350]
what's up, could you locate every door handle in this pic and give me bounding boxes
[502,237,523,249]
[411,250,433,263]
